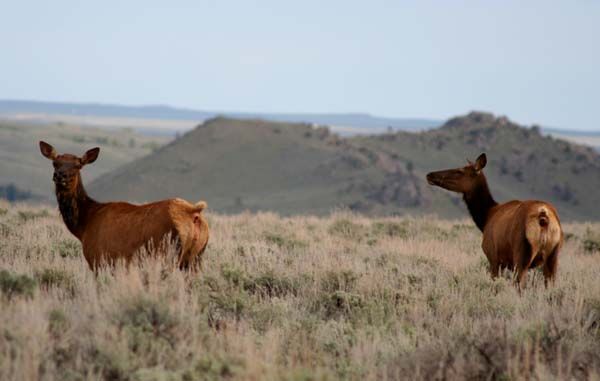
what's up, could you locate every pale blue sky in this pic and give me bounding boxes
[1,1,598,129]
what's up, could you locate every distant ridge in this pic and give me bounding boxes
[0,99,441,132]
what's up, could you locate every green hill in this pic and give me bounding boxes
[88,112,600,220]
[0,120,168,201]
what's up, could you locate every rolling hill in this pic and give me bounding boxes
[0,120,169,201]
[89,112,600,220]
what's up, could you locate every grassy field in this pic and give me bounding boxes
[0,202,599,380]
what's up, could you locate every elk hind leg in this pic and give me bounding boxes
[514,248,534,293]
[543,246,559,288]
[489,260,500,279]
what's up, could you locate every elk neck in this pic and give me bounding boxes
[462,175,498,232]
[55,173,99,239]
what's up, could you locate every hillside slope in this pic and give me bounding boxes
[0,120,168,201]
[89,113,600,220]
[89,118,424,215]
[356,112,600,220]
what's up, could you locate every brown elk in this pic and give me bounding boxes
[39,141,209,271]
[426,153,563,290]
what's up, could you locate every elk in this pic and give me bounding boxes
[39,141,209,271]
[426,153,563,290]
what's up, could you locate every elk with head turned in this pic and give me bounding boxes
[426,153,563,290]
[39,141,209,271]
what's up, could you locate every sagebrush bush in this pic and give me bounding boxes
[35,268,77,296]
[0,269,36,299]
[583,227,600,254]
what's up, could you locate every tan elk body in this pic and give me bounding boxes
[427,153,563,289]
[39,141,209,271]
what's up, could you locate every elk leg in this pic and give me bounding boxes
[514,249,533,292]
[543,246,559,288]
[489,261,500,279]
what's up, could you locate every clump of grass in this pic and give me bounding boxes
[117,296,177,337]
[0,269,36,299]
[328,218,364,239]
[371,220,409,238]
[321,270,359,293]
[319,291,365,320]
[220,264,302,298]
[220,263,248,288]
[0,222,11,238]
[35,268,77,296]
[583,228,600,254]
[182,354,245,381]
[116,296,180,355]
[18,209,50,222]
[244,270,300,298]
[264,232,308,251]
[208,290,251,324]
[52,239,81,258]
[48,308,69,337]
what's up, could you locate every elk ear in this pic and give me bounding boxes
[39,141,57,160]
[81,147,100,165]
[474,153,487,171]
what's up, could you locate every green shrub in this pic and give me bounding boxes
[221,264,248,288]
[0,270,36,299]
[321,270,359,293]
[48,308,69,337]
[328,219,364,239]
[250,303,286,333]
[35,268,77,296]
[244,270,299,298]
[0,222,11,237]
[208,291,250,323]
[264,232,308,251]
[52,240,81,258]
[116,296,179,352]
[583,228,600,253]
[18,209,50,222]
[320,291,365,320]
[371,221,409,238]
[182,355,244,381]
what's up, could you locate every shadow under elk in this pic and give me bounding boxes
[39,141,209,271]
[426,153,563,290]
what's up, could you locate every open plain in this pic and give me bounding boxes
[0,202,599,380]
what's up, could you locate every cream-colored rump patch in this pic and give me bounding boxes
[525,205,561,260]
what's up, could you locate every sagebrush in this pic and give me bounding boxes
[0,201,599,380]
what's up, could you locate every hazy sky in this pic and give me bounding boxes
[1,1,598,129]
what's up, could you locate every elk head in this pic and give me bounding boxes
[39,141,100,192]
[426,153,487,194]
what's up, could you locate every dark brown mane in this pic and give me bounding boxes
[55,173,99,238]
[463,174,497,232]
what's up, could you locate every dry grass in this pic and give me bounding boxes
[0,201,599,381]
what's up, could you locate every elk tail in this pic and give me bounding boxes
[538,209,549,228]
[193,200,207,212]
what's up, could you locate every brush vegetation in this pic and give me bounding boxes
[1,202,600,380]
